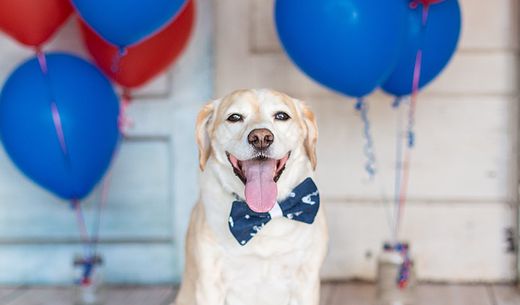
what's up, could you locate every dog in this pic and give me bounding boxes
[175,89,328,305]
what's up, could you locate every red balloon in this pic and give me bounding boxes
[0,0,72,47]
[80,0,195,89]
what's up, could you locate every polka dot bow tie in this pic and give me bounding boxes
[228,177,320,246]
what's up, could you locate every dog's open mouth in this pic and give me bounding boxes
[227,152,290,213]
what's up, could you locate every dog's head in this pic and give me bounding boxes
[196,89,317,213]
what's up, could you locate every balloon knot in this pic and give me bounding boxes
[69,199,80,210]
[409,0,419,9]
[118,47,128,57]
[392,97,403,109]
[118,91,134,135]
[355,99,364,111]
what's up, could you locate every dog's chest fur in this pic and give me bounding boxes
[196,166,326,305]
[219,220,318,304]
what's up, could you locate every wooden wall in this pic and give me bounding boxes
[0,1,213,284]
[215,0,519,282]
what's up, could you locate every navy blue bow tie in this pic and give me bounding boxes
[228,177,320,246]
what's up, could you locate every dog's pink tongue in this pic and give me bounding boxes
[242,159,277,213]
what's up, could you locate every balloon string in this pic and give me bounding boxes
[36,51,69,156]
[71,199,96,286]
[355,98,376,178]
[422,6,429,25]
[89,169,113,259]
[118,90,133,135]
[36,50,103,286]
[72,200,90,245]
[50,103,69,156]
[36,50,48,74]
[393,0,434,238]
[395,46,424,237]
[392,97,404,242]
[407,49,422,148]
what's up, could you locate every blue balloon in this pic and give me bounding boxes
[72,0,187,48]
[275,0,407,98]
[0,53,120,200]
[382,0,461,96]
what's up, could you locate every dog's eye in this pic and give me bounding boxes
[274,111,291,121]
[227,113,244,123]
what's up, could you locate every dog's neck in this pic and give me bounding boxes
[198,149,315,242]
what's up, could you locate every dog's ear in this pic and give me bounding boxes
[195,102,215,171]
[299,101,318,170]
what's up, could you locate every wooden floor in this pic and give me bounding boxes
[0,282,519,305]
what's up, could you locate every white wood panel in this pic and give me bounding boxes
[460,0,518,50]
[0,141,171,240]
[313,95,516,201]
[424,52,518,95]
[0,244,178,285]
[218,51,519,97]
[322,201,515,282]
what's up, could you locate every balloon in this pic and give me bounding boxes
[275,0,407,98]
[382,0,461,96]
[0,53,120,200]
[71,0,188,48]
[79,0,195,89]
[0,0,72,47]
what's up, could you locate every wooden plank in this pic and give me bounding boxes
[312,95,516,201]
[243,51,519,96]
[0,284,510,305]
[0,287,175,305]
[3,288,73,305]
[102,286,174,305]
[458,0,518,50]
[491,285,520,305]
[0,244,178,285]
[0,141,172,241]
[415,284,492,305]
[328,282,375,305]
[0,288,21,305]
[319,282,334,305]
[425,51,518,95]
[322,201,515,282]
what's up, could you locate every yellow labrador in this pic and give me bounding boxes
[175,89,328,305]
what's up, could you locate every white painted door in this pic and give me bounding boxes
[0,0,212,285]
[215,0,518,282]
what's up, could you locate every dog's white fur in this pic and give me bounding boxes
[175,89,328,305]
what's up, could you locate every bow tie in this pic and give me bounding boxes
[228,177,320,246]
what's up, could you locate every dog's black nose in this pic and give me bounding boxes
[248,128,274,150]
